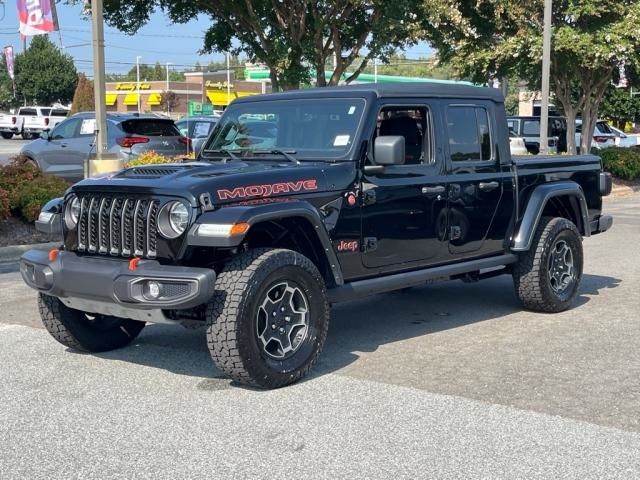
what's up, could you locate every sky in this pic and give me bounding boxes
[0,2,433,76]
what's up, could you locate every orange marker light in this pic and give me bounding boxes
[229,222,250,236]
[48,249,59,261]
[128,257,141,271]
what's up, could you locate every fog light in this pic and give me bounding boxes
[144,281,163,300]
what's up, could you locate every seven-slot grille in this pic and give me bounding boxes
[76,195,160,259]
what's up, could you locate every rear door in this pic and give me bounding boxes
[444,103,512,258]
[36,117,84,178]
[361,101,449,270]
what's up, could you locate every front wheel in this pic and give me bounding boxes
[1,132,13,139]
[513,217,583,313]
[38,293,146,352]
[206,248,330,389]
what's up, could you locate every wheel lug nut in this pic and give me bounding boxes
[285,316,291,322]
[272,311,277,317]
[280,306,285,312]
[271,324,276,330]
[279,327,285,333]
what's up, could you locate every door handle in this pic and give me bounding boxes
[422,185,446,195]
[478,181,499,192]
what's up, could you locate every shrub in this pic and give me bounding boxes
[14,175,70,222]
[598,147,640,181]
[0,156,70,222]
[125,150,173,168]
[0,188,9,222]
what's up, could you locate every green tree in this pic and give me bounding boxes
[14,36,78,106]
[106,63,186,82]
[599,87,640,130]
[159,90,179,115]
[69,73,95,115]
[92,0,424,90]
[425,0,640,154]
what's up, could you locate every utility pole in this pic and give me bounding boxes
[136,55,142,114]
[165,62,172,117]
[90,0,107,172]
[226,52,231,107]
[539,0,552,155]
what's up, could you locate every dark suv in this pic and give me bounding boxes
[20,112,190,181]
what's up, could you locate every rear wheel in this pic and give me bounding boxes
[513,217,583,312]
[38,293,146,352]
[206,248,330,389]
[21,132,34,140]
[1,132,13,139]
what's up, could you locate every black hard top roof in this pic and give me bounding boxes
[233,82,504,104]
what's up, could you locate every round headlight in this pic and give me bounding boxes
[64,196,81,229]
[158,201,189,239]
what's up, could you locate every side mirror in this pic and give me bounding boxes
[40,130,50,141]
[374,135,405,165]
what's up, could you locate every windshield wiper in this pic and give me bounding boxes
[251,149,301,165]
[202,148,241,162]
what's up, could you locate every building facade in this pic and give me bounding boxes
[104,71,269,117]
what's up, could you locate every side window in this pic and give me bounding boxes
[522,119,540,136]
[374,106,432,165]
[51,118,81,140]
[79,118,97,136]
[446,106,493,162]
[193,121,212,138]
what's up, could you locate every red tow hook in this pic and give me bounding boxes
[48,249,60,261]
[128,257,142,271]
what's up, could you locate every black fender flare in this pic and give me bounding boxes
[511,181,590,252]
[187,200,344,285]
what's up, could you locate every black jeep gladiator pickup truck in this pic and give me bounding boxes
[20,83,613,388]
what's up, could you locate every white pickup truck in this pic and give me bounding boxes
[0,106,69,140]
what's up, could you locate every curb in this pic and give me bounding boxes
[0,242,57,263]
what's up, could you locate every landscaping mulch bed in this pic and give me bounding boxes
[0,217,55,247]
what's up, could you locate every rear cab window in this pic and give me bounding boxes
[18,108,37,116]
[446,105,493,162]
[50,109,68,117]
[122,119,180,137]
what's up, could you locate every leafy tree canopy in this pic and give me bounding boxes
[91,0,424,90]
[14,36,78,106]
[426,0,640,153]
[106,61,186,82]
[69,73,95,115]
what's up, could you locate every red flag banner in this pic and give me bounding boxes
[4,46,15,80]
[17,0,58,37]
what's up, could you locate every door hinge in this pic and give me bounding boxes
[362,189,376,206]
[364,237,378,252]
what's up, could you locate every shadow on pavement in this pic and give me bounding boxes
[86,272,621,384]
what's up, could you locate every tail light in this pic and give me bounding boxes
[11,116,16,124]
[45,117,50,126]
[178,136,192,148]
[593,136,609,143]
[117,136,149,148]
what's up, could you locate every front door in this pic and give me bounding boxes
[361,103,448,270]
[444,103,510,257]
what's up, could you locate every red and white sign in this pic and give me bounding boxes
[17,0,58,37]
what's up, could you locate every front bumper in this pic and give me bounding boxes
[20,250,216,323]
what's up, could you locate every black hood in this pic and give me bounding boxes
[70,160,356,206]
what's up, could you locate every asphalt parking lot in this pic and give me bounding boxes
[0,195,638,479]
[0,137,29,165]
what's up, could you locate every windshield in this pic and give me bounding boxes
[202,98,366,160]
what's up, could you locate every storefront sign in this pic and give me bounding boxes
[115,83,151,91]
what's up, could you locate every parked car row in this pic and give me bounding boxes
[19,112,191,181]
[507,115,634,155]
[0,106,69,140]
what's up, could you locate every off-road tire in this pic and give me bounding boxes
[1,132,13,139]
[38,293,146,352]
[513,216,583,313]
[206,248,330,389]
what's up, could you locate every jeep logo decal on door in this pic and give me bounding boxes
[217,179,318,200]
